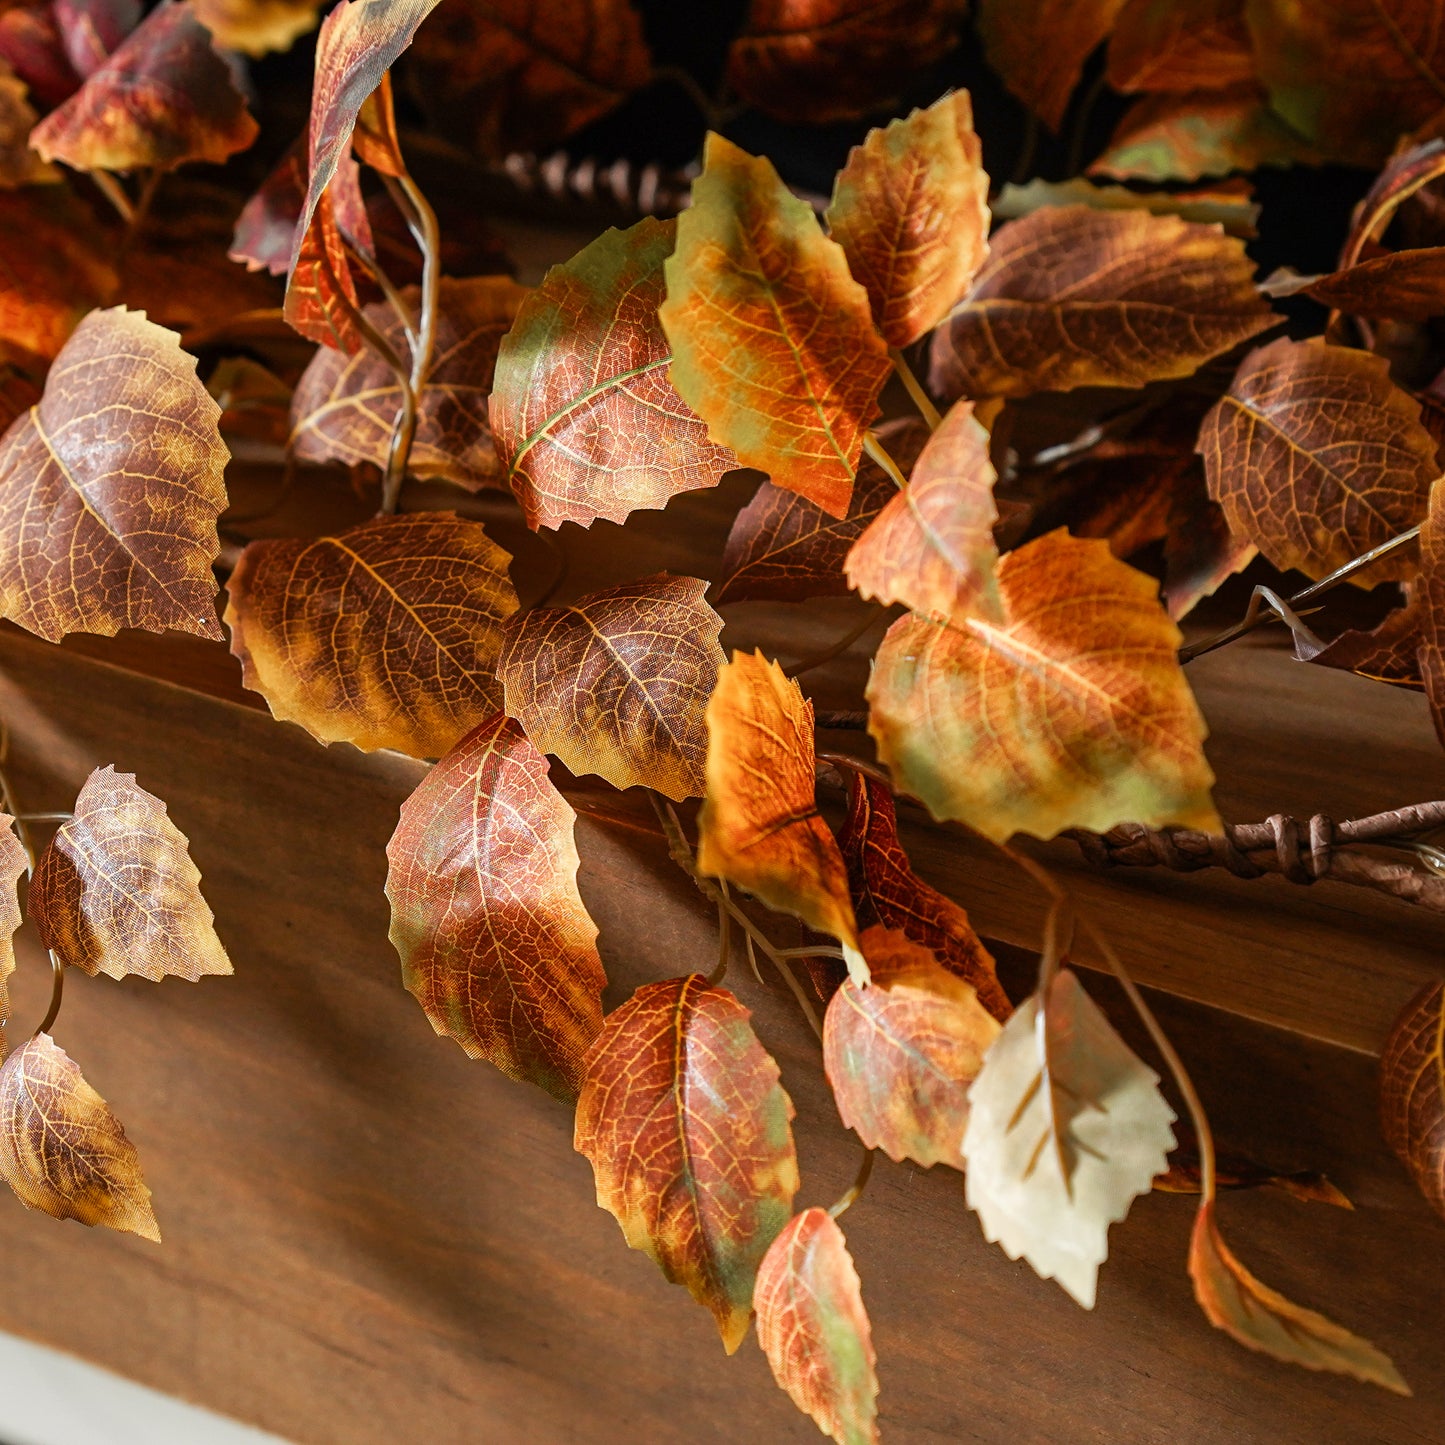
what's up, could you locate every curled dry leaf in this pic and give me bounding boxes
[0,306,228,643]
[839,773,1011,1022]
[1200,337,1438,583]
[754,1207,879,1445]
[661,133,890,520]
[498,573,724,801]
[491,217,736,531]
[29,766,231,983]
[825,89,989,349]
[192,0,322,56]
[292,276,529,492]
[1190,1199,1408,1392]
[31,0,257,172]
[698,650,863,977]
[929,205,1273,400]
[824,926,1001,1168]
[386,714,605,1101]
[224,512,518,759]
[726,0,966,127]
[868,530,1219,843]
[715,418,929,605]
[1379,978,1445,1219]
[0,818,25,1023]
[575,974,799,1353]
[0,1034,159,1241]
[844,400,1002,627]
[1105,0,1255,93]
[963,967,1176,1308]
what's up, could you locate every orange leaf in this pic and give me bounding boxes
[284,159,372,355]
[0,1034,159,1241]
[1380,978,1445,1220]
[754,1207,879,1445]
[191,0,322,57]
[0,817,25,1024]
[824,926,1000,1168]
[1271,249,1445,323]
[386,714,605,1101]
[1106,0,1255,94]
[491,217,735,530]
[1199,337,1438,583]
[844,400,1003,626]
[498,573,724,801]
[698,650,863,976]
[867,530,1219,843]
[292,275,528,491]
[1189,1199,1408,1392]
[929,206,1273,401]
[29,765,231,983]
[224,511,518,758]
[31,0,257,172]
[825,89,989,348]
[0,306,227,643]
[1310,601,1426,691]
[715,418,929,605]
[660,133,890,520]
[838,773,1012,1022]
[575,973,799,1352]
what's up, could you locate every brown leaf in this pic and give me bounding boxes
[1342,141,1445,271]
[575,973,799,1352]
[0,306,227,643]
[1155,1130,1353,1208]
[191,0,322,56]
[410,0,651,156]
[838,773,1012,1022]
[868,530,1219,843]
[29,765,231,983]
[726,0,966,126]
[0,1034,159,1241]
[660,133,890,520]
[1274,249,1445,323]
[498,573,724,801]
[698,650,863,976]
[824,926,1001,1168]
[31,0,257,172]
[844,400,1002,626]
[292,275,527,492]
[715,418,929,605]
[994,175,1262,237]
[1381,978,1445,1220]
[0,5,81,109]
[1106,0,1254,93]
[825,89,989,348]
[386,713,605,1100]
[928,206,1273,401]
[0,817,26,1024]
[119,233,281,346]
[1310,602,1426,691]
[0,65,56,186]
[224,511,518,758]
[491,217,736,531]
[754,1208,879,1445]
[1189,1199,1408,1392]
[1199,337,1438,583]
[978,0,1130,132]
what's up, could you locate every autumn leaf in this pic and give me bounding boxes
[575,974,799,1353]
[1342,141,1445,270]
[1199,338,1438,583]
[726,0,966,126]
[0,1034,159,1241]
[838,773,1012,1021]
[1106,0,1255,93]
[54,0,141,79]
[824,926,1001,1168]
[31,0,257,173]
[993,175,1262,236]
[715,419,929,605]
[386,714,605,1101]
[224,512,518,758]
[1189,1199,1408,1392]
[698,650,863,977]
[1267,249,1445,323]
[0,5,83,109]
[660,133,890,519]
[228,144,305,277]
[1155,1130,1353,1208]
[868,530,1219,843]
[1380,978,1445,1220]
[963,967,1176,1307]
[0,67,56,186]
[292,276,528,492]
[844,400,1002,626]
[0,818,25,1024]
[1310,602,1425,692]
[0,306,228,643]
[754,1208,879,1445]
[491,217,736,531]
[284,170,372,355]
[409,0,651,156]
[497,573,724,801]
[29,766,231,983]
[192,0,322,56]
[825,89,989,349]
[978,0,1130,132]
[929,206,1274,401]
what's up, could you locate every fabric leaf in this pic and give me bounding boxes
[0,818,25,1024]
[1380,979,1445,1220]
[1106,0,1254,93]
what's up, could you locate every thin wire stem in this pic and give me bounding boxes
[774,945,845,960]
[888,348,942,430]
[345,239,419,349]
[862,430,910,490]
[91,170,133,224]
[783,606,886,678]
[829,1146,876,1220]
[709,897,731,986]
[122,168,163,250]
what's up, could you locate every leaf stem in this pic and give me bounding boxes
[862,429,910,490]
[123,168,163,250]
[828,1146,875,1220]
[888,347,942,430]
[783,604,887,678]
[91,170,133,225]
[709,895,731,986]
